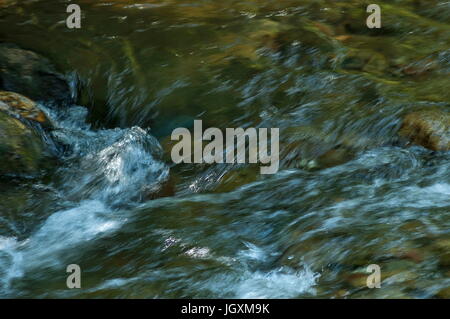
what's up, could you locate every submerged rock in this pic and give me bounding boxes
[0,0,16,8]
[0,43,71,105]
[399,110,450,151]
[341,49,388,74]
[436,287,450,299]
[279,126,357,170]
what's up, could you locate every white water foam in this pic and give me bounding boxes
[235,266,319,299]
[0,200,122,293]
[0,99,169,295]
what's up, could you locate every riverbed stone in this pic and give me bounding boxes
[341,49,388,74]
[434,239,450,251]
[345,272,368,288]
[399,110,450,151]
[0,43,72,105]
[213,166,259,193]
[439,252,450,268]
[0,0,16,7]
[436,287,450,299]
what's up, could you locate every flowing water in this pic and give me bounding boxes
[0,0,449,298]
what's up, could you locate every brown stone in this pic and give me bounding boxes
[439,252,450,268]
[345,273,368,288]
[436,287,450,299]
[0,111,47,176]
[0,91,51,127]
[399,110,450,151]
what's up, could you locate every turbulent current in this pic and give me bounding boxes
[0,0,449,298]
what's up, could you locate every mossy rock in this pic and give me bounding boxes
[0,110,48,177]
[399,110,450,151]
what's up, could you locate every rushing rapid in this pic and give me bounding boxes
[0,0,449,298]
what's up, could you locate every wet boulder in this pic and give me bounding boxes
[0,91,52,128]
[0,43,72,105]
[0,91,53,177]
[399,110,450,151]
[0,111,48,177]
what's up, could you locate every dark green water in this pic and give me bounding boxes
[0,0,449,298]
